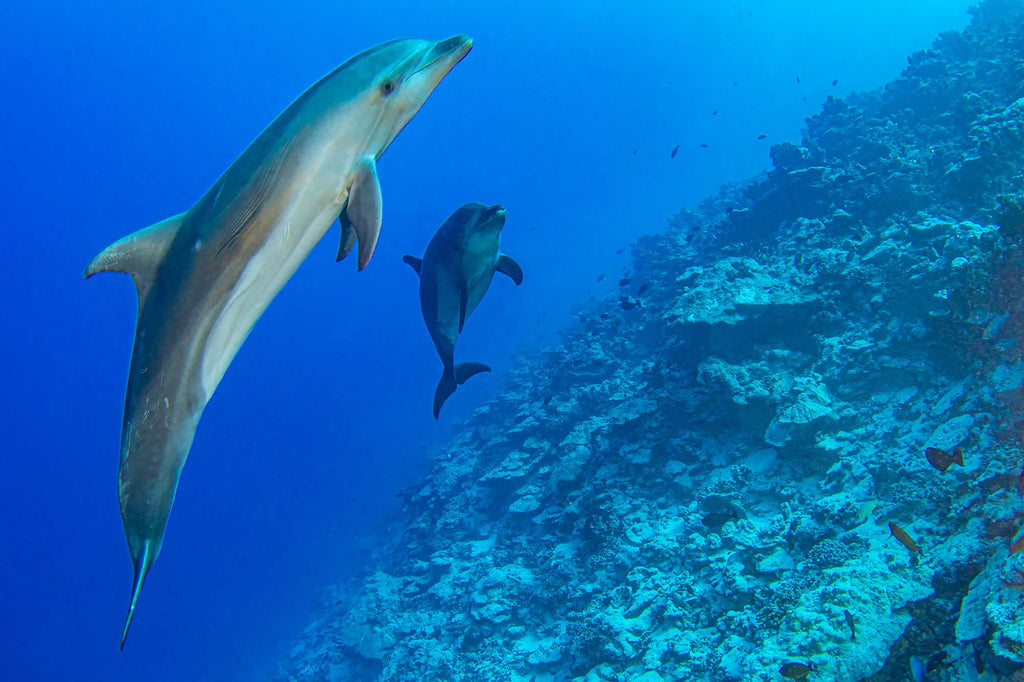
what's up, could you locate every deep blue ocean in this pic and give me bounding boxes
[0,1,984,680]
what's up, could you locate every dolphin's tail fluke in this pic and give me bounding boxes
[433,362,491,419]
[120,540,156,650]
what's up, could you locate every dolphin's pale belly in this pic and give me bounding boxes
[200,189,343,399]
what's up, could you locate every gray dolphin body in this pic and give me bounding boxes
[403,203,523,418]
[85,35,472,648]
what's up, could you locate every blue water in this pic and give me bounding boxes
[0,1,976,680]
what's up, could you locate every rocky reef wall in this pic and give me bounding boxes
[276,2,1024,680]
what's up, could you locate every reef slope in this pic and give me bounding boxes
[276,2,1024,680]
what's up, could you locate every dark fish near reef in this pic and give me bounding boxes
[926,445,964,472]
[1018,466,1024,497]
[889,522,921,553]
[671,143,680,158]
[702,508,740,528]
[832,78,839,85]
[85,34,474,648]
[637,284,649,295]
[616,248,625,255]
[758,134,767,140]
[600,313,609,320]
[779,662,814,679]
[843,609,856,641]
[619,296,642,310]
[978,471,1020,494]
[618,278,631,287]
[597,273,605,282]
[1011,533,1024,555]
[404,203,522,418]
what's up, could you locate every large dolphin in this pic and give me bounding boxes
[403,203,523,418]
[85,35,472,648]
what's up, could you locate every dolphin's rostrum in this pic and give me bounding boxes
[403,203,523,418]
[85,35,472,649]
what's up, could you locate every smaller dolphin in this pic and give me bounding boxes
[403,203,522,418]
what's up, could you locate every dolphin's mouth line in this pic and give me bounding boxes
[412,39,472,76]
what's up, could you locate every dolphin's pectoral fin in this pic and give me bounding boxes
[335,199,357,262]
[458,282,469,334]
[341,155,383,270]
[85,213,185,310]
[496,254,524,285]
[120,539,157,650]
[402,255,423,275]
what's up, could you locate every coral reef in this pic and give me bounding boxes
[276,2,1024,680]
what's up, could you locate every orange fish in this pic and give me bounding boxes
[889,522,920,553]
[1011,535,1024,555]
[925,446,964,472]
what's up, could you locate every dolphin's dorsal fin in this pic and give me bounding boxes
[496,254,523,285]
[84,213,184,311]
[402,255,423,275]
[335,199,357,262]
[338,156,383,270]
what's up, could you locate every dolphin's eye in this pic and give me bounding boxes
[381,80,395,96]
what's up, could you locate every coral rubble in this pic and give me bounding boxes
[276,2,1024,680]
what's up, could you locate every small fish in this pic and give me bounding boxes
[616,248,625,255]
[854,500,878,523]
[843,609,856,641]
[713,109,718,116]
[619,296,642,311]
[796,75,801,83]
[910,656,926,682]
[700,143,709,148]
[779,662,814,679]
[1011,533,1024,555]
[671,143,680,158]
[637,284,649,295]
[685,233,695,243]
[1018,466,1024,497]
[889,522,920,553]
[618,278,631,287]
[758,134,767,140]
[925,446,964,472]
[832,79,839,86]
[597,273,605,282]
[632,148,637,155]
[542,395,553,407]
[599,313,609,320]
